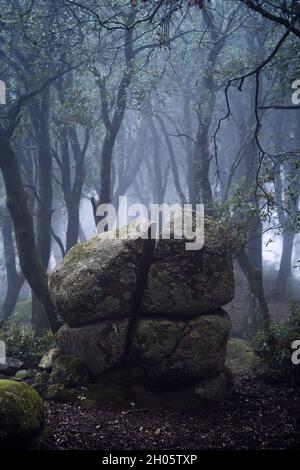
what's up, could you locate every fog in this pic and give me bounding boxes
[0,0,299,338]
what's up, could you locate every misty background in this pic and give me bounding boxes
[0,0,299,339]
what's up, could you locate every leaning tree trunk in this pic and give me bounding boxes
[0,137,59,332]
[0,208,24,321]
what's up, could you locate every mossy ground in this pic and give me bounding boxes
[226,338,258,373]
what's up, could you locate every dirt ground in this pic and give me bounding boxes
[45,373,300,450]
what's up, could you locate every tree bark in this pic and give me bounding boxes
[0,138,59,332]
[237,249,270,338]
[0,208,25,321]
[274,232,295,299]
[30,89,53,332]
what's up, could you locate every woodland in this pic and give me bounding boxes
[0,0,300,453]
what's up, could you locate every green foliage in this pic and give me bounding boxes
[0,321,55,366]
[253,305,300,378]
[211,181,275,254]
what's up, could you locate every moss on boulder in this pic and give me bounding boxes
[0,380,44,445]
[49,355,90,387]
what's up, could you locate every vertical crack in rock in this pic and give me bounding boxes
[122,223,157,366]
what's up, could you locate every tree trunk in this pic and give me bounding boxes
[192,123,213,205]
[36,90,53,267]
[31,89,53,332]
[66,198,80,252]
[237,249,270,338]
[0,138,59,332]
[247,213,263,272]
[274,232,295,300]
[1,208,25,321]
[96,15,135,225]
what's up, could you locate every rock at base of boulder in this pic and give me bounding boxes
[39,348,62,371]
[152,373,228,411]
[0,380,44,445]
[58,311,231,386]
[58,321,128,377]
[43,383,76,402]
[49,355,90,387]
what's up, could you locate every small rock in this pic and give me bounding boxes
[32,371,51,395]
[0,358,24,376]
[49,355,90,387]
[43,383,76,402]
[14,370,32,380]
[38,348,62,371]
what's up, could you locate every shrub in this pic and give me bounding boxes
[253,304,300,378]
[0,321,55,366]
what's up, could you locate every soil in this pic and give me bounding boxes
[44,373,300,450]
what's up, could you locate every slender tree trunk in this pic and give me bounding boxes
[183,90,193,203]
[36,89,53,267]
[99,137,115,206]
[247,213,263,272]
[31,89,53,332]
[274,232,295,299]
[66,198,80,252]
[237,249,270,338]
[148,114,165,204]
[0,208,25,320]
[0,138,59,332]
[96,14,135,225]
[192,123,213,204]
[156,115,186,206]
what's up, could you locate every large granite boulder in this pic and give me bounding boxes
[49,237,141,327]
[143,218,234,316]
[51,214,234,401]
[50,217,234,327]
[57,310,231,386]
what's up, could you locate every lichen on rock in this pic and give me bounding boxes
[49,355,90,387]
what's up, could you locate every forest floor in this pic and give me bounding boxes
[44,373,300,450]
